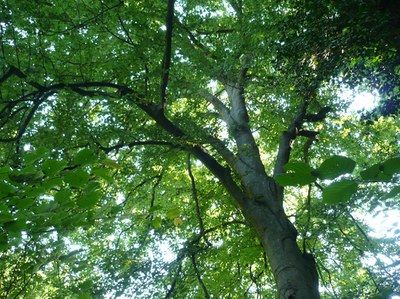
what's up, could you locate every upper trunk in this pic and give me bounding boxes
[242,189,320,299]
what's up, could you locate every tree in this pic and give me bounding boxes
[0,0,399,298]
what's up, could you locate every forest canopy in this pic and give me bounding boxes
[0,0,399,298]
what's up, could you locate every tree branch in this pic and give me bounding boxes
[273,100,308,178]
[176,20,219,61]
[190,253,210,298]
[138,103,248,208]
[188,154,211,246]
[0,65,26,85]
[199,89,231,122]
[0,92,50,142]
[164,262,182,299]
[160,0,175,109]
[96,140,176,154]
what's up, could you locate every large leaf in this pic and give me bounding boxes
[166,207,180,219]
[360,157,400,182]
[42,159,67,177]
[276,162,316,186]
[0,181,15,197]
[92,168,114,183]
[77,191,101,208]
[322,180,358,204]
[73,149,97,165]
[64,170,91,187]
[382,157,400,177]
[315,155,356,180]
[23,147,48,164]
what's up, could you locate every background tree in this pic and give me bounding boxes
[0,0,399,298]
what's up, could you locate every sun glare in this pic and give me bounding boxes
[340,88,380,113]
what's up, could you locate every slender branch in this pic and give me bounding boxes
[188,154,211,246]
[191,253,210,298]
[164,262,182,299]
[302,184,312,253]
[160,0,175,109]
[347,211,371,243]
[176,20,219,61]
[96,140,176,154]
[0,92,50,142]
[149,172,163,221]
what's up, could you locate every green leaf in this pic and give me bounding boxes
[152,216,162,229]
[3,219,27,232]
[15,198,35,209]
[74,149,97,165]
[0,181,15,197]
[382,157,400,177]
[0,166,11,179]
[0,208,13,224]
[41,177,63,189]
[359,158,399,182]
[322,180,358,204]
[54,190,72,203]
[83,181,101,193]
[315,155,356,180]
[78,292,93,299]
[166,207,180,219]
[102,158,121,169]
[382,186,400,200]
[9,170,44,183]
[64,170,91,187]
[77,191,101,208]
[276,162,316,186]
[24,147,48,164]
[0,233,8,251]
[42,159,67,176]
[92,167,114,183]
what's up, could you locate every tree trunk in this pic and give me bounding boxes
[140,80,320,298]
[241,194,320,299]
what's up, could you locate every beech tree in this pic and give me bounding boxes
[0,0,399,298]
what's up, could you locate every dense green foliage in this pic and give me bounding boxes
[0,0,399,298]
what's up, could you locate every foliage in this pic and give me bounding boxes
[0,0,399,298]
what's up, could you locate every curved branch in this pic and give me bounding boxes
[0,92,50,142]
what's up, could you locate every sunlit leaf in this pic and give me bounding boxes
[103,158,121,169]
[276,162,316,186]
[322,180,358,204]
[92,168,114,183]
[152,216,162,229]
[174,217,183,226]
[166,207,180,219]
